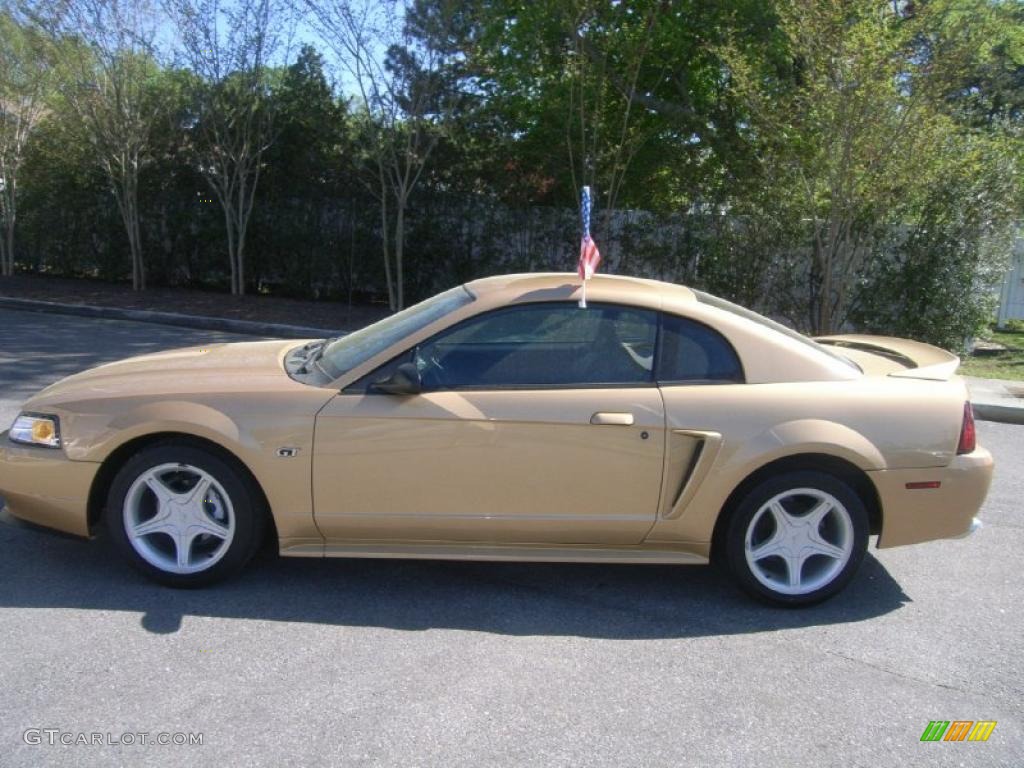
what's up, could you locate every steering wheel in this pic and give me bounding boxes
[415,345,447,388]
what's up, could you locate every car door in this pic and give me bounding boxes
[649,313,747,526]
[312,302,666,545]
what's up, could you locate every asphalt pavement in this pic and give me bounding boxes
[0,308,1021,767]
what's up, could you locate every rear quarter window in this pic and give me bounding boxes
[658,313,744,383]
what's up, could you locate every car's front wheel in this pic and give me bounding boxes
[105,443,266,587]
[722,470,869,606]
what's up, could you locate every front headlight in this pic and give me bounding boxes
[9,413,62,448]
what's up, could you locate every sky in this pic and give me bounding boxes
[153,0,401,100]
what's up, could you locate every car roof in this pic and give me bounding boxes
[464,273,697,309]
[462,272,860,383]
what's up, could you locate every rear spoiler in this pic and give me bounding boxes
[814,334,960,381]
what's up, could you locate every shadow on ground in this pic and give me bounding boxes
[0,512,909,639]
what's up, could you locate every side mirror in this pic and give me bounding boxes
[370,362,422,395]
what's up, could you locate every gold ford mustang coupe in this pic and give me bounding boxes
[0,274,993,604]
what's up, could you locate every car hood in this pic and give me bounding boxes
[25,339,312,408]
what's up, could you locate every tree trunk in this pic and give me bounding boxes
[394,202,405,311]
[113,178,145,292]
[347,194,356,315]
[223,202,238,296]
[235,181,249,297]
[379,184,395,311]
[133,203,146,291]
[127,193,141,291]
[2,218,13,277]
[817,258,833,335]
[236,232,247,296]
[1,180,16,276]
[816,215,844,335]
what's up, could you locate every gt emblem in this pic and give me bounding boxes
[276,447,300,458]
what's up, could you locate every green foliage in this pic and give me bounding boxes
[850,133,1018,352]
[18,105,126,278]
[2,0,1021,340]
[254,46,357,297]
[0,9,57,274]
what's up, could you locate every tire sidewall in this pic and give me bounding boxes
[105,443,264,588]
[724,470,869,607]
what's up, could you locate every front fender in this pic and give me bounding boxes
[59,397,325,550]
[65,400,246,462]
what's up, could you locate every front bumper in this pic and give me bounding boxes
[0,432,98,538]
[871,447,994,548]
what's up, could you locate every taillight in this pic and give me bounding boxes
[957,402,976,455]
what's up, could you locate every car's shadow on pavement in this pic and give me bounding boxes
[0,512,910,638]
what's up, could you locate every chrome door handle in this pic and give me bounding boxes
[590,412,635,426]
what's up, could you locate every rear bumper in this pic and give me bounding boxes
[952,516,983,539]
[871,447,993,548]
[0,432,97,538]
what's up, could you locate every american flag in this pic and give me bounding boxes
[578,186,601,280]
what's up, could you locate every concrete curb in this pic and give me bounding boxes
[972,402,1024,426]
[965,376,1024,426]
[0,296,341,339]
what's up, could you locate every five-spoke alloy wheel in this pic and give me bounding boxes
[722,470,868,606]
[106,443,266,587]
[123,463,236,575]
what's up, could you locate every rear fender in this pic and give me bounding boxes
[647,418,884,546]
[730,419,886,472]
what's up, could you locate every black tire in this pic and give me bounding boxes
[105,442,266,588]
[722,470,869,607]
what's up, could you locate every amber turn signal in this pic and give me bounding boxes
[9,413,62,448]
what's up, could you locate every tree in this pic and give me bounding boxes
[0,11,54,276]
[43,0,171,290]
[0,0,1018,347]
[45,0,169,290]
[720,0,1019,335]
[851,135,1018,350]
[404,0,771,266]
[421,0,664,249]
[562,2,662,238]
[306,0,456,310]
[166,0,288,295]
[258,44,353,295]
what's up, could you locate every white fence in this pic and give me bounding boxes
[997,236,1024,326]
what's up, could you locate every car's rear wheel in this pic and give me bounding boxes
[105,443,265,587]
[722,470,868,606]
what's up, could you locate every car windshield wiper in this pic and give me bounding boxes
[306,334,352,377]
[294,340,328,375]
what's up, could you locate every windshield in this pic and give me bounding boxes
[693,290,861,372]
[319,286,475,379]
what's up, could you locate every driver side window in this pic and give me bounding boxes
[414,303,658,390]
